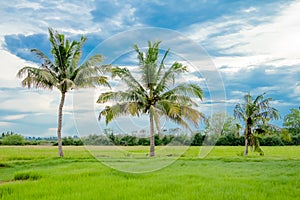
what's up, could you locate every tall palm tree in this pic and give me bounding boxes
[17,28,109,157]
[234,92,279,156]
[97,41,205,156]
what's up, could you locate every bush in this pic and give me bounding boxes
[2,134,25,145]
[259,135,284,146]
[120,135,138,146]
[284,134,300,145]
[52,137,84,146]
[138,138,150,146]
[161,135,175,145]
[191,133,205,146]
[24,140,41,145]
[170,134,191,145]
[154,134,162,146]
[216,134,244,146]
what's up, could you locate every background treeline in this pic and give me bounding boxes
[2,131,300,146]
[2,108,300,146]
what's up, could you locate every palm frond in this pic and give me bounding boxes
[234,104,246,121]
[155,62,188,93]
[17,66,57,89]
[99,102,140,124]
[80,54,103,69]
[111,67,147,94]
[161,83,203,100]
[97,90,147,104]
[156,48,169,78]
[155,100,204,129]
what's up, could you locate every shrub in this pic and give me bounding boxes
[154,134,162,146]
[161,135,175,145]
[170,134,191,145]
[2,134,25,145]
[24,140,41,145]
[259,135,284,146]
[284,134,300,145]
[191,133,204,146]
[138,138,150,146]
[216,134,244,146]
[52,137,84,146]
[120,135,138,146]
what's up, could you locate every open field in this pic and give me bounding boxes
[0,146,299,199]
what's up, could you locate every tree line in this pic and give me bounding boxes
[2,131,300,147]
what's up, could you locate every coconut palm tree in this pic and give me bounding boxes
[97,41,205,156]
[17,28,110,157]
[234,92,279,156]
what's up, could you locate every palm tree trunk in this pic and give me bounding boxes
[244,136,248,156]
[244,124,250,156]
[149,108,155,157]
[57,92,66,157]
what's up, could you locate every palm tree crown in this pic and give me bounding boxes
[17,28,109,92]
[98,41,205,156]
[17,28,109,156]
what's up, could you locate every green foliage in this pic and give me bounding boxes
[284,108,300,135]
[205,112,241,136]
[191,132,205,146]
[138,137,150,145]
[2,134,25,145]
[283,134,300,145]
[120,135,138,146]
[258,135,284,146]
[171,134,191,145]
[215,134,244,146]
[281,128,292,143]
[52,137,83,146]
[24,140,41,145]
[161,135,174,145]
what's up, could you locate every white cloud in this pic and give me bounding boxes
[0,50,38,88]
[292,82,300,98]
[184,1,300,69]
[242,7,257,13]
[0,89,57,113]
[2,114,27,121]
[0,121,14,127]
[0,0,100,40]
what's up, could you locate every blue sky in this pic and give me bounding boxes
[0,0,299,137]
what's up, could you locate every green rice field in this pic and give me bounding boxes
[0,146,299,199]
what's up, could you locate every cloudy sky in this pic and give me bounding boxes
[0,0,299,137]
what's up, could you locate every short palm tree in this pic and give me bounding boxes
[234,92,279,156]
[17,28,109,157]
[97,41,205,156]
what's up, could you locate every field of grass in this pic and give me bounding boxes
[0,146,299,199]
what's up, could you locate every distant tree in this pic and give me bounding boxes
[191,132,205,146]
[17,28,110,157]
[283,108,300,135]
[98,41,205,156]
[234,92,279,156]
[205,112,241,136]
[2,134,25,145]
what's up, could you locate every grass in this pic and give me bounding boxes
[0,146,299,199]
